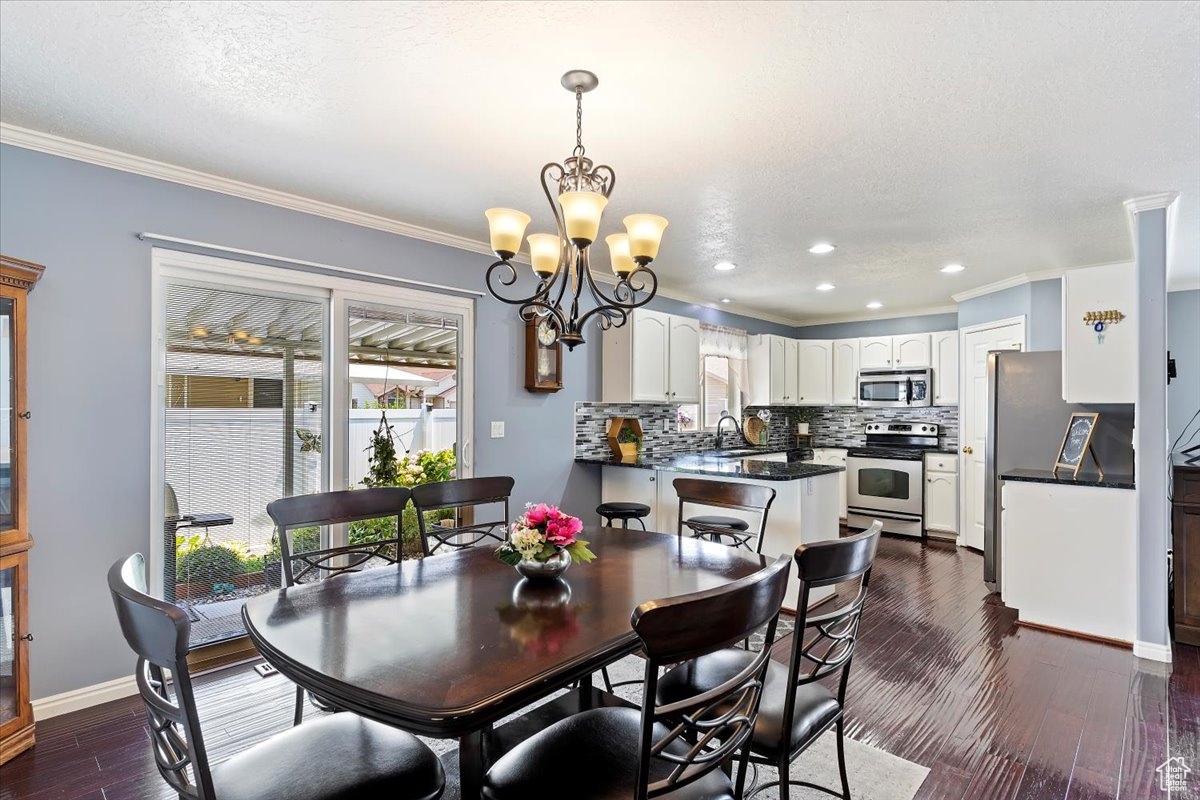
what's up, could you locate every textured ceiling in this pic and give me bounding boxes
[1,1,1197,322]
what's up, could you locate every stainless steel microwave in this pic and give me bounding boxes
[857,368,932,407]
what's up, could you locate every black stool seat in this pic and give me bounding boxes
[597,502,651,530]
[685,514,750,532]
[213,713,445,800]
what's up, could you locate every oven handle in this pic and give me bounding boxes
[905,377,912,406]
[847,507,924,523]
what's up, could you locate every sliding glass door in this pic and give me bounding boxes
[153,251,473,647]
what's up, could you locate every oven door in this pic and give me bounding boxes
[857,376,907,407]
[847,456,923,520]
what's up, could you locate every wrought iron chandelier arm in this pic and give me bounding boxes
[484,258,563,310]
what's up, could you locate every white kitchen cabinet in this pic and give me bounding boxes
[796,339,833,405]
[667,315,701,403]
[812,448,848,519]
[749,334,799,405]
[601,466,661,530]
[602,309,700,403]
[893,333,932,367]
[859,337,893,369]
[1062,263,1135,403]
[931,330,959,406]
[924,452,957,535]
[831,339,860,406]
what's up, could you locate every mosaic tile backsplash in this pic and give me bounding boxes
[574,402,958,458]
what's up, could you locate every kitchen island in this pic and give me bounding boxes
[575,451,845,611]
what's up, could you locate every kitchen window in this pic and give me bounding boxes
[679,325,748,432]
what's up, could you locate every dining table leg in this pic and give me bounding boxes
[459,727,487,799]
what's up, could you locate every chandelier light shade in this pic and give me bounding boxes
[482,70,666,350]
[484,208,531,259]
[527,233,562,278]
[623,214,669,263]
[605,233,636,276]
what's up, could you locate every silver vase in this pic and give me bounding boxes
[515,549,571,582]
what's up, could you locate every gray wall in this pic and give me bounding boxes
[0,143,783,699]
[1169,289,1200,450]
[791,311,958,339]
[1028,279,1063,351]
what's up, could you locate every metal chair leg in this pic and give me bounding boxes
[601,666,615,693]
[837,718,851,799]
[778,755,791,800]
[635,516,647,530]
[293,684,304,726]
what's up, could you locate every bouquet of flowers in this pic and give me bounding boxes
[496,503,596,566]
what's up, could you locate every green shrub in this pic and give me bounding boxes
[178,545,244,586]
[242,554,265,573]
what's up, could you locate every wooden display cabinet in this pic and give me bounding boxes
[0,255,44,764]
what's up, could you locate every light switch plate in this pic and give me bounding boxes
[490,421,505,438]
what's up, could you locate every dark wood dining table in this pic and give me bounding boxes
[241,526,769,798]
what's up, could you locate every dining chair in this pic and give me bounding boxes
[266,486,411,723]
[410,476,515,556]
[674,477,777,553]
[481,555,792,800]
[106,553,445,800]
[654,521,883,800]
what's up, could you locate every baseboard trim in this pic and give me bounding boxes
[1133,639,1174,663]
[31,674,139,720]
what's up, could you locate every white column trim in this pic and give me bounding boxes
[1133,639,1173,663]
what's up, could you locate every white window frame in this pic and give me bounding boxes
[148,248,475,597]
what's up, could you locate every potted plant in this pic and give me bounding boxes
[796,407,817,435]
[606,417,644,462]
[496,503,596,581]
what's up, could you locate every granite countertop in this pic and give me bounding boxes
[574,452,845,481]
[1001,468,1135,491]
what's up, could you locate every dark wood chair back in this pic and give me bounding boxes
[782,521,882,729]
[630,556,791,799]
[266,487,411,585]
[410,476,515,556]
[673,477,777,553]
[108,554,216,800]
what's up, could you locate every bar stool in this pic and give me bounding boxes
[596,501,651,530]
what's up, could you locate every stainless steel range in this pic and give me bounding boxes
[846,422,940,538]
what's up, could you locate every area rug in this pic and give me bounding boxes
[426,654,928,800]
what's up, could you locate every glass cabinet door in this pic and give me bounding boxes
[0,564,17,726]
[0,297,13,532]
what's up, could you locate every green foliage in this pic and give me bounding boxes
[565,539,597,565]
[796,407,818,424]
[394,448,456,488]
[617,427,642,447]
[178,544,244,585]
[242,554,265,573]
[363,422,401,488]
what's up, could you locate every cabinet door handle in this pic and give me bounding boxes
[19,633,33,642]
[18,411,31,419]
[649,477,655,482]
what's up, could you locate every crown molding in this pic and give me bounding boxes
[0,122,499,259]
[951,269,1067,303]
[792,304,958,328]
[1123,193,1180,215]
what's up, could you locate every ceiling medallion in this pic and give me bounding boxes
[483,70,667,351]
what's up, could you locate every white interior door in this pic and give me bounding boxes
[959,318,1025,550]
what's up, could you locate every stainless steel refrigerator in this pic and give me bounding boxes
[983,350,1135,592]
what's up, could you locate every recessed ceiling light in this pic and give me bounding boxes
[866,301,883,310]
[941,263,965,273]
[808,243,836,255]
[713,261,737,271]
[816,283,835,292]
[720,297,732,304]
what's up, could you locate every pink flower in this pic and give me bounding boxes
[546,513,583,546]
[524,503,553,526]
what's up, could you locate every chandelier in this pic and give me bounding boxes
[483,70,667,351]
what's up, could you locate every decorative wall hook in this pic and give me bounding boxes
[1083,309,1125,344]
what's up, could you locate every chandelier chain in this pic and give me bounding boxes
[573,86,584,157]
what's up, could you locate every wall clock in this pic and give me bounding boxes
[525,318,563,393]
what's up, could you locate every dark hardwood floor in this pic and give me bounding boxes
[2,534,1195,799]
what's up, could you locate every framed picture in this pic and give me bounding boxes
[1052,412,1103,480]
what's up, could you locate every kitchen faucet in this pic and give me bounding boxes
[714,411,751,449]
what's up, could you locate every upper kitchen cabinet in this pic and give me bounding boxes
[602,309,700,403]
[931,330,959,405]
[667,315,701,404]
[796,339,833,405]
[1062,264,1135,403]
[749,334,799,405]
[893,333,932,367]
[859,336,894,368]
[831,339,860,406]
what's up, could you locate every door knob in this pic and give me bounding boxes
[962,446,973,454]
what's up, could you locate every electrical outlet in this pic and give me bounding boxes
[491,421,505,438]
[664,419,672,433]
